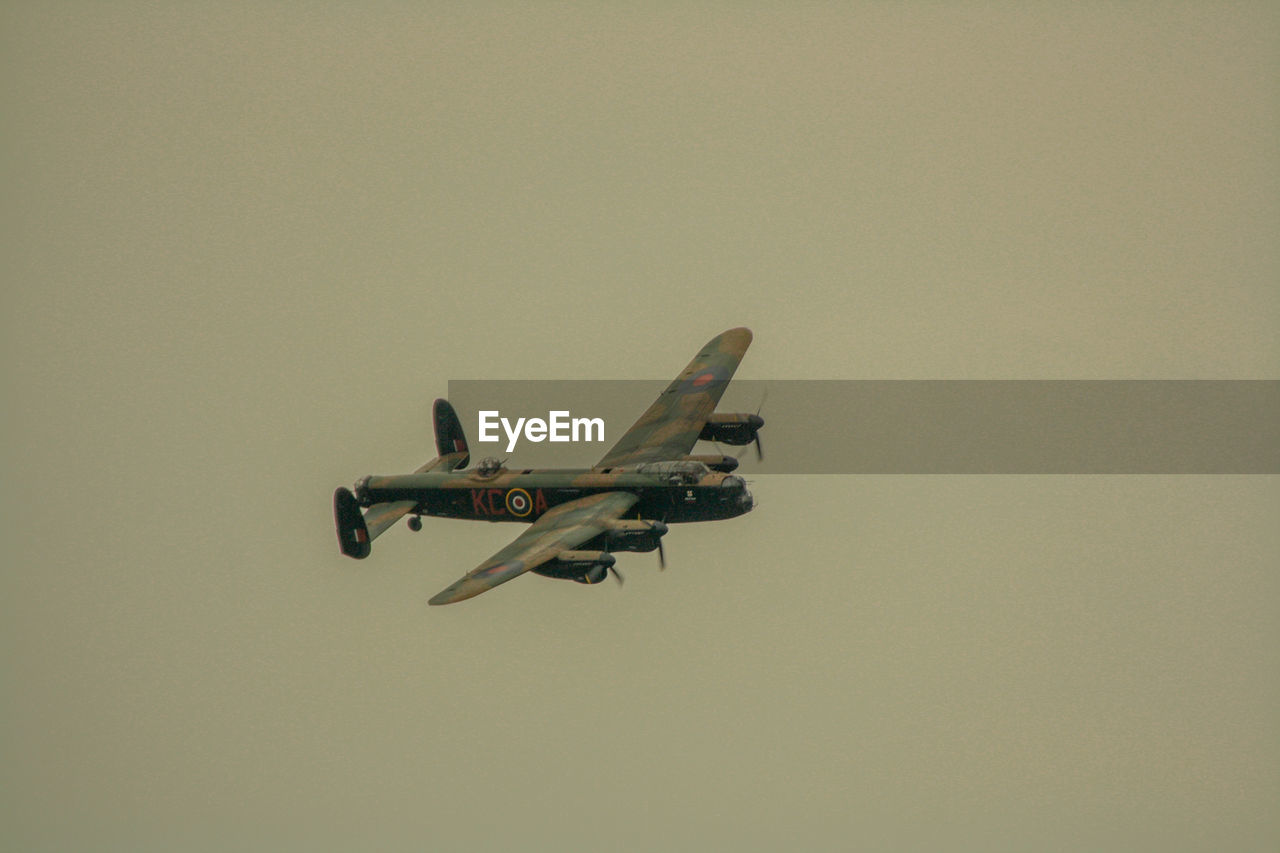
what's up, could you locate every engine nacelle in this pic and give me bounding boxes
[698,413,764,447]
[578,563,610,585]
[605,519,668,553]
[681,454,739,473]
[532,550,616,584]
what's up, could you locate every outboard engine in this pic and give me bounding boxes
[698,412,764,446]
[699,412,764,460]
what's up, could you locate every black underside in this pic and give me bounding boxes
[392,485,746,524]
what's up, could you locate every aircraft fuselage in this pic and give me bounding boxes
[354,466,753,525]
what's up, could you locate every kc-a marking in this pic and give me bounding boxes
[471,487,549,518]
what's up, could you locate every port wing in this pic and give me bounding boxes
[428,492,638,605]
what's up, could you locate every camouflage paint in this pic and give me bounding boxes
[427,492,639,605]
[595,327,754,468]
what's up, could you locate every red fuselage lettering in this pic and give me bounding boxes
[472,487,549,518]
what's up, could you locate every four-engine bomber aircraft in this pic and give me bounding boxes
[333,327,763,605]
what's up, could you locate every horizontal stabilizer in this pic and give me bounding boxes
[363,499,418,540]
[414,451,468,474]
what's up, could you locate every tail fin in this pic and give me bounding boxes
[433,398,470,469]
[334,487,371,559]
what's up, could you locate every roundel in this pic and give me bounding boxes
[691,371,716,388]
[505,488,533,517]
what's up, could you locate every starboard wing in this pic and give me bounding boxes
[594,327,753,469]
[428,491,639,605]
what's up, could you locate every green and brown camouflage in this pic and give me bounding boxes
[333,327,762,604]
[594,327,754,468]
[427,492,640,605]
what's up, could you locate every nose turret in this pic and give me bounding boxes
[719,474,754,515]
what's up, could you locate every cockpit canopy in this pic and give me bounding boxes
[634,460,710,484]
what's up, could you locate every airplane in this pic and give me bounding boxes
[333,327,763,605]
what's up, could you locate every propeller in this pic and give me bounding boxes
[599,538,620,587]
[652,518,668,570]
[750,387,767,461]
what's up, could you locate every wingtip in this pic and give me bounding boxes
[428,587,472,606]
[427,583,466,605]
[428,558,529,606]
[428,582,477,605]
[708,327,752,350]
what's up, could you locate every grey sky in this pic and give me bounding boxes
[5,4,1278,851]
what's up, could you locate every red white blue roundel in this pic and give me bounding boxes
[505,488,533,517]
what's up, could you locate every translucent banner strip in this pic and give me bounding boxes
[446,380,1279,474]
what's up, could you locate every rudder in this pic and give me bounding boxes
[334,487,371,559]
[433,398,470,468]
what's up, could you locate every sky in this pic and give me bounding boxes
[4,4,1278,851]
